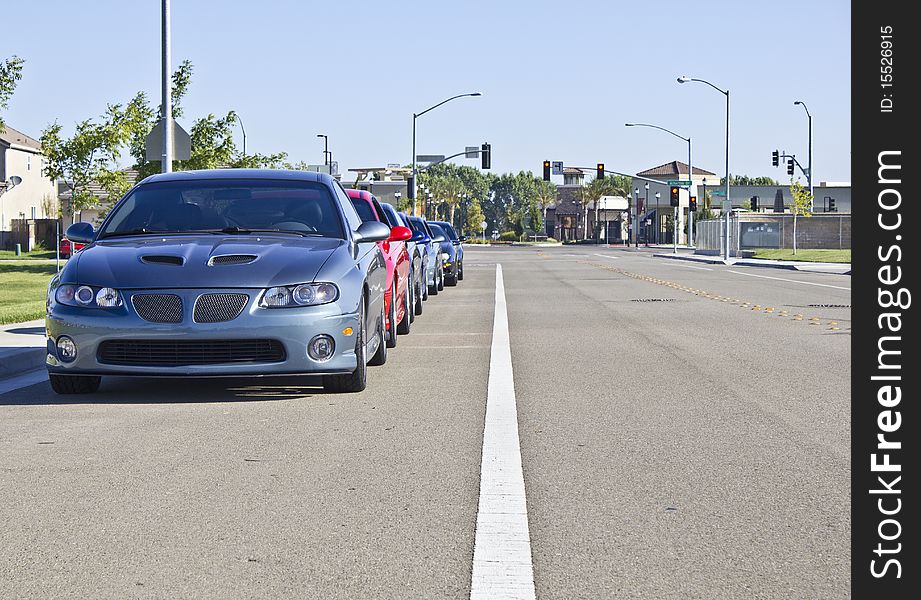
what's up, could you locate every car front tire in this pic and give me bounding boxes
[324,297,368,393]
[385,281,398,349]
[49,374,101,395]
[368,302,388,366]
[397,283,411,335]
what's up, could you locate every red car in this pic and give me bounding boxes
[59,237,86,259]
[346,189,413,347]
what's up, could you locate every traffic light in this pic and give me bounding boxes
[787,158,795,176]
[481,142,491,169]
[597,163,605,180]
[689,196,697,212]
[669,186,680,207]
[407,175,415,199]
[543,160,551,181]
[751,196,759,212]
[772,150,779,167]
[828,198,836,212]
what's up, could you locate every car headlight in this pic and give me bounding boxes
[441,252,451,260]
[54,284,123,309]
[261,282,339,308]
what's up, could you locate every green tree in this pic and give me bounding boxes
[788,178,813,255]
[534,180,557,233]
[0,55,25,133]
[722,175,781,186]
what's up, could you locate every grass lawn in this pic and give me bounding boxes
[751,248,851,263]
[0,249,58,260]
[0,261,57,325]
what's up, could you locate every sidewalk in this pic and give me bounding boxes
[0,319,47,380]
[652,252,851,275]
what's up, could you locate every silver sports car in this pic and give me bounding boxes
[45,169,392,394]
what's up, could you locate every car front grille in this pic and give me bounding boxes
[97,339,286,366]
[132,294,183,323]
[193,293,249,323]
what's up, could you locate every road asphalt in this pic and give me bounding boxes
[0,245,850,599]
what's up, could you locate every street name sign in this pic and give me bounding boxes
[465,146,479,159]
[667,180,692,187]
[416,155,445,163]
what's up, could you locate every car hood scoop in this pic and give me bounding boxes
[141,254,185,266]
[73,236,345,289]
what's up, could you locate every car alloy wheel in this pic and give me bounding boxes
[407,271,416,323]
[369,301,388,366]
[385,280,397,348]
[414,267,424,315]
[397,281,411,335]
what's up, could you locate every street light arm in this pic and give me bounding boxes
[794,100,811,118]
[414,92,481,119]
[625,123,689,142]
[679,76,728,96]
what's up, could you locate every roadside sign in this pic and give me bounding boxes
[480,220,488,230]
[416,155,445,163]
[330,161,339,176]
[551,161,564,175]
[465,146,479,159]
[711,190,726,197]
[145,118,191,162]
[722,200,731,211]
[667,180,692,187]
[386,163,401,168]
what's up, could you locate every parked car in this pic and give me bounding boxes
[347,189,412,347]
[46,169,390,395]
[405,215,445,295]
[379,203,429,310]
[427,223,457,287]
[59,237,86,259]
[431,220,465,284]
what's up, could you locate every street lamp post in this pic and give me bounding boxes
[678,76,730,260]
[316,134,329,171]
[794,101,813,210]
[625,122,693,246]
[236,114,246,156]
[411,92,481,215]
[654,191,661,244]
[633,187,639,248]
[644,183,649,246]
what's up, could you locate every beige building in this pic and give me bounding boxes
[0,125,57,249]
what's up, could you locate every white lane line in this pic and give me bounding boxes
[0,369,48,395]
[674,263,713,271]
[592,253,619,260]
[727,269,851,291]
[470,264,536,600]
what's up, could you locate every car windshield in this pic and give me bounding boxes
[349,197,379,223]
[99,179,345,239]
[428,223,447,239]
[440,223,459,241]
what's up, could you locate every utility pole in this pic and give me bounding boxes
[161,0,172,173]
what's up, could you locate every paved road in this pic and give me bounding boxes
[0,245,850,598]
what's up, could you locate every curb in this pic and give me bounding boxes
[0,348,47,379]
[652,253,851,275]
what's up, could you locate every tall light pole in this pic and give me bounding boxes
[1,175,23,250]
[316,134,329,171]
[411,92,481,215]
[678,76,730,260]
[654,191,660,244]
[625,122,693,246]
[644,183,649,246]
[794,100,813,209]
[633,187,639,248]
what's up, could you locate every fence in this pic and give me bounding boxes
[695,213,851,255]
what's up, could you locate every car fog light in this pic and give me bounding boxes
[307,335,335,362]
[56,336,77,362]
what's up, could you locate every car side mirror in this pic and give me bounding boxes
[354,221,391,243]
[458,236,467,242]
[432,234,446,243]
[388,225,412,242]
[65,222,95,244]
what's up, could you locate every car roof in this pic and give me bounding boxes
[345,188,374,201]
[138,168,334,185]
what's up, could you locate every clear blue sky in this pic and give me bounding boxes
[3,0,850,183]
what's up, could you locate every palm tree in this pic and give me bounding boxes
[534,180,557,236]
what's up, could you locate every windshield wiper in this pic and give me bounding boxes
[99,228,179,239]
[205,227,315,237]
